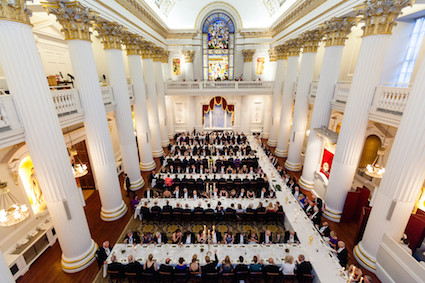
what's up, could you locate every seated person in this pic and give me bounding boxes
[159,257,174,275]
[266,202,277,213]
[123,230,141,245]
[263,258,281,274]
[268,189,276,199]
[238,188,246,198]
[247,190,256,199]
[248,232,259,244]
[108,254,124,277]
[202,250,219,276]
[236,203,245,214]
[196,229,207,244]
[318,222,331,237]
[282,255,295,275]
[219,189,229,198]
[246,204,255,214]
[210,226,222,244]
[249,255,262,272]
[175,257,187,273]
[189,254,201,273]
[257,187,268,199]
[336,241,348,267]
[143,254,158,274]
[192,189,199,199]
[260,230,273,244]
[224,231,234,244]
[235,231,248,244]
[327,231,338,249]
[183,231,195,244]
[163,188,172,198]
[153,231,167,244]
[298,194,306,208]
[163,200,172,213]
[284,229,300,244]
[142,232,154,244]
[256,202,266,213]
[295,254,312,280]
[172,229,183,244]
[347,264,363,282]
[273,232,285,244]
[229,189,237,198]
[235,256,248,273]
[221,255,233,273]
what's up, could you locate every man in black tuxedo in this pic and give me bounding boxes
[284,229,300,244]
[153,231,168,244]
[234,232,248,244]
[202,250,219,276]
[151,201,161,214]
[183,231,195,244]
[163,200,172,213]
[108,255,124,277]
[263,258,281,274]
[256,202,266,213]
[173,203,183,214]
[194,202,204,213]
[123,231,141,244]
[159,258,174,275]
[260,230,273,244]
[144,187,153,199]
[336,241,348,267]
[234,256,249,273]
[125,255,142,276]
[96,241,112,268]
[318,222,331,237]
[173,186,181,198]
[295,254,312,280]
[225,203,236,213]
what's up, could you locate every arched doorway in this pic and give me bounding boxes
[359,135,382,168]
[202,12,235,81]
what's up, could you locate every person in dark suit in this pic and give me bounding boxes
[284,229,300,244]
[318,222,331,237]
[295,254,312,280]
[96,241,112,268]
[234,232,248,244]
[183,231,195,244]
[256,202,266,213]
[108,254,124,277]
[153,231,168,244]
[194,202,204,213]
[263,258,281,274]
[172,203,183,214]
[125,173,131,197]
[336,241,348,267]
[159,258,174,275]
[144,187,154,198]
[310,206,322,227]
[125,255,142,276]
[210,226,222,244]
[234,256,249,272]
[163,200,172,213]
[123,231,141,244]
[151,201,161,214]
[202,250,219,276]
[260,230,273,244]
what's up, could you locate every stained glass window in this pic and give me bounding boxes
[202,13,235,81]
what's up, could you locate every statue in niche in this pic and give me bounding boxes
[30,167,44,207]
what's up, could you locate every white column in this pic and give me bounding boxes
[285,31,321,171]
[243,61,253,81]
[267,58,286,147]
[324,36,390,221]
[355,40,425,272]
[104,47,144,190]
[299,17,356,190]
[166,96,174,139]
[0,19,96,272]
[154,60,170,147]
[240,95,250,133]
[0,250,13,282]
[262,94,272,138]
[127,53,156,171]
[187,96,196,131]
[183,50,195,81]
[143,57,164,157]
[274,51,299,157]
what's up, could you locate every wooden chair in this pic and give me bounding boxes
[172,211,182,222]
[158,271,173,283]
[265,272,281,283]
[221,272,234,283]
[203,272,219,283]
[235,270,249,281]
[174,271,188,283]
[299,274,315,283]
[161,211,172,221]
[189,271,202,283]
[107,270,122,283]
[282,274,296,282]
[141,272,155,283]
[249,271,264,282]
[124,271,138,283]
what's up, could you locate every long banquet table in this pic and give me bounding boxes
[248,136,346,282]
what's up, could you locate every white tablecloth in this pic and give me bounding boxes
[155,173,263,180]
[248,136,345,282]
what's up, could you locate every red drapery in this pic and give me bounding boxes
[203,96,234,125]
[320,149,334,179]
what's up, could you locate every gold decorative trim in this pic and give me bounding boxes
[321,17,359,47]
[94,20,126,50]
[300,29,322,53]
[284,39,302,57]
[153,46,166,62]
[194,1,243,30]
[268,48,278,62]
[275,45,287,60]
[140,41,156,59]
[0,0,32,25]
[42,1,96,42]
[241,31,273,38]
[242,49,256,62]
[182,50,195,63]
[355,0,413,37]
[122,32,142,55]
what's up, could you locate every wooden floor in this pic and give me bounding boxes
[17,154,164,283]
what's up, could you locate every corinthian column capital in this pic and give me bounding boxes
[153,47,165,62]
[268,48,278,62]
[140,41,155,59]
[0,0,32,25]
[242,49,255,62]
[122,32,142,56]
[355,0,413,37]
[161,51,169,63]
[284,39,302,57]
[321,17,359,47]
[182,50,195,63]
[300,29,322,53]
[274,45,287,60]
[42,1,96,41]
[94,20,126,50]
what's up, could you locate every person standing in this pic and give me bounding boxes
[125,173,131,197]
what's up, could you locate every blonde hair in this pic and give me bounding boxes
[284,255,293,264]
[192,254,198,263]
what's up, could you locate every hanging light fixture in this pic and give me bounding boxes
[365,126,389,179]
[67,128,88,178]
[0,181,29,227]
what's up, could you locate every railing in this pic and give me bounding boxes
[0,100,11,131]
[370,86,410,115]
[51,89,82,117]
[128,84,134,100]
[101,86,114,105]
[165,81,274,91]
[332,83,351,104]
[308,81,318,102]
[0,95,20,133]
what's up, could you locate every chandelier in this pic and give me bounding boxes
[67,128,88,178]
[0,181,29,227]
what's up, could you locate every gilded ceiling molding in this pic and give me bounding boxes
[240,31,274,38]
[285,39,302,57]
[0,0,32,25]
[182,50,195,63]
[94,20,126,50]
[140,41,156,59]
[153,47,166,62]
[321,17,359,47]
[268,48,278,62]
[355,0,413,37]
[242,49,256,63]
[300,29,322,53]
[161,51,170,63]
[275,45,287,60]
[122,32,142,55]
[42,1,96,42]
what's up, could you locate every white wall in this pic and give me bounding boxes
[338,24,363,82]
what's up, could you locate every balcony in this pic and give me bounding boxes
[0,85,134,149]
[165,81,274,95]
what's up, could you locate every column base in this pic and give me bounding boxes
[140,161,156,171]
[168,133,174,139]
[262,132,270,139]
[354,242,377,272]
[323,205,342,222]
[161,140,170,147]
[267,139,277,147]
[284,160,302,171]
[152,149,164,157]
[101,201,127,221]
[61,240,98,273]
[130,177,144,190]
[274,148,287,157]
[298,176,314,191]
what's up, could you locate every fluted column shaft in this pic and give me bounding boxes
[299,45,344,189]
[143,58,164,157]
[267,59,286,146]
[188,96,196,131]
[240,95,250,133]
[262,94,272,138]
[128,54,156,171]
[0,20,97,272]
[324,34,390,221]
[284,52,317,171]
[354,39,425,271]
[185,62,194,81]
[154,61,170,147]
[105,49,144,189]
[274,56,298,156]
[0,250,13,282]
[243,61,253,81]
[67,40,127,220]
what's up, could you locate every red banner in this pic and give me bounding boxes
[320,149,334,179]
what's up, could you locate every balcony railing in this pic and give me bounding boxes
[308,81,318,103]
[101,86,114,106]
[128,84,134,100]
[333,83,351,104]
[165,81,274,93]
[51,89,82,117]
[371,86,410,115]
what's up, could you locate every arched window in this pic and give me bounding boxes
[202,12,235,81]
